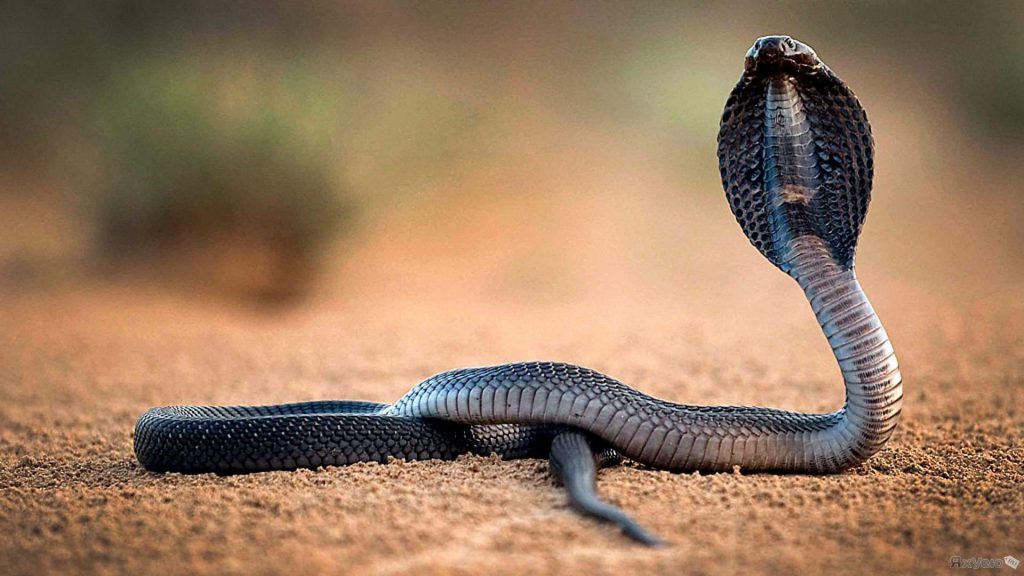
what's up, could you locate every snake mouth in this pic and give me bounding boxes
[744,35,822,76]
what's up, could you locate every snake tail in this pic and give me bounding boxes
[549,431,664,546]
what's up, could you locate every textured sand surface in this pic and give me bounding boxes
[1,263,1022,576]
[2,113,1022,573]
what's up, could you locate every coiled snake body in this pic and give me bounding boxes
[135,36,903,545]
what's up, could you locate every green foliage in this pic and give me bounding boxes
[92,54,351,285]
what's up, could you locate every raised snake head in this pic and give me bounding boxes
[718,36,874,272]
[744,36,823,75]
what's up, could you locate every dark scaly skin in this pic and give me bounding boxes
[134,35,902,545]
[134,401,562,473]
[548,431,663,546]
[719,35,874,269]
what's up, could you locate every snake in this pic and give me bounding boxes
[134,36,903,546]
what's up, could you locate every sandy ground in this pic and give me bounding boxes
[2,105,1023,574]
[1,256,1022,576]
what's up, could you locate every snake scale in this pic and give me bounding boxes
[135,36,903,545]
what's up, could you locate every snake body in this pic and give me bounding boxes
[134,36,902,544]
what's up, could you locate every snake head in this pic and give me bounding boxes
[719,36,874,271]
[744,36,823,77]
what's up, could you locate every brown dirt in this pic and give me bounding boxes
[2,261,1022,576]
[2,84,1023,575]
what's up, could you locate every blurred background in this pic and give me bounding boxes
[1,0,1022,307]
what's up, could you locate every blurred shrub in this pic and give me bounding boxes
[91,54,351,301]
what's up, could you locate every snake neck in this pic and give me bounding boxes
[761,78,902,464]
[781,235,903,470]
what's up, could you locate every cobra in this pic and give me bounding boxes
[134,36,903,546]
